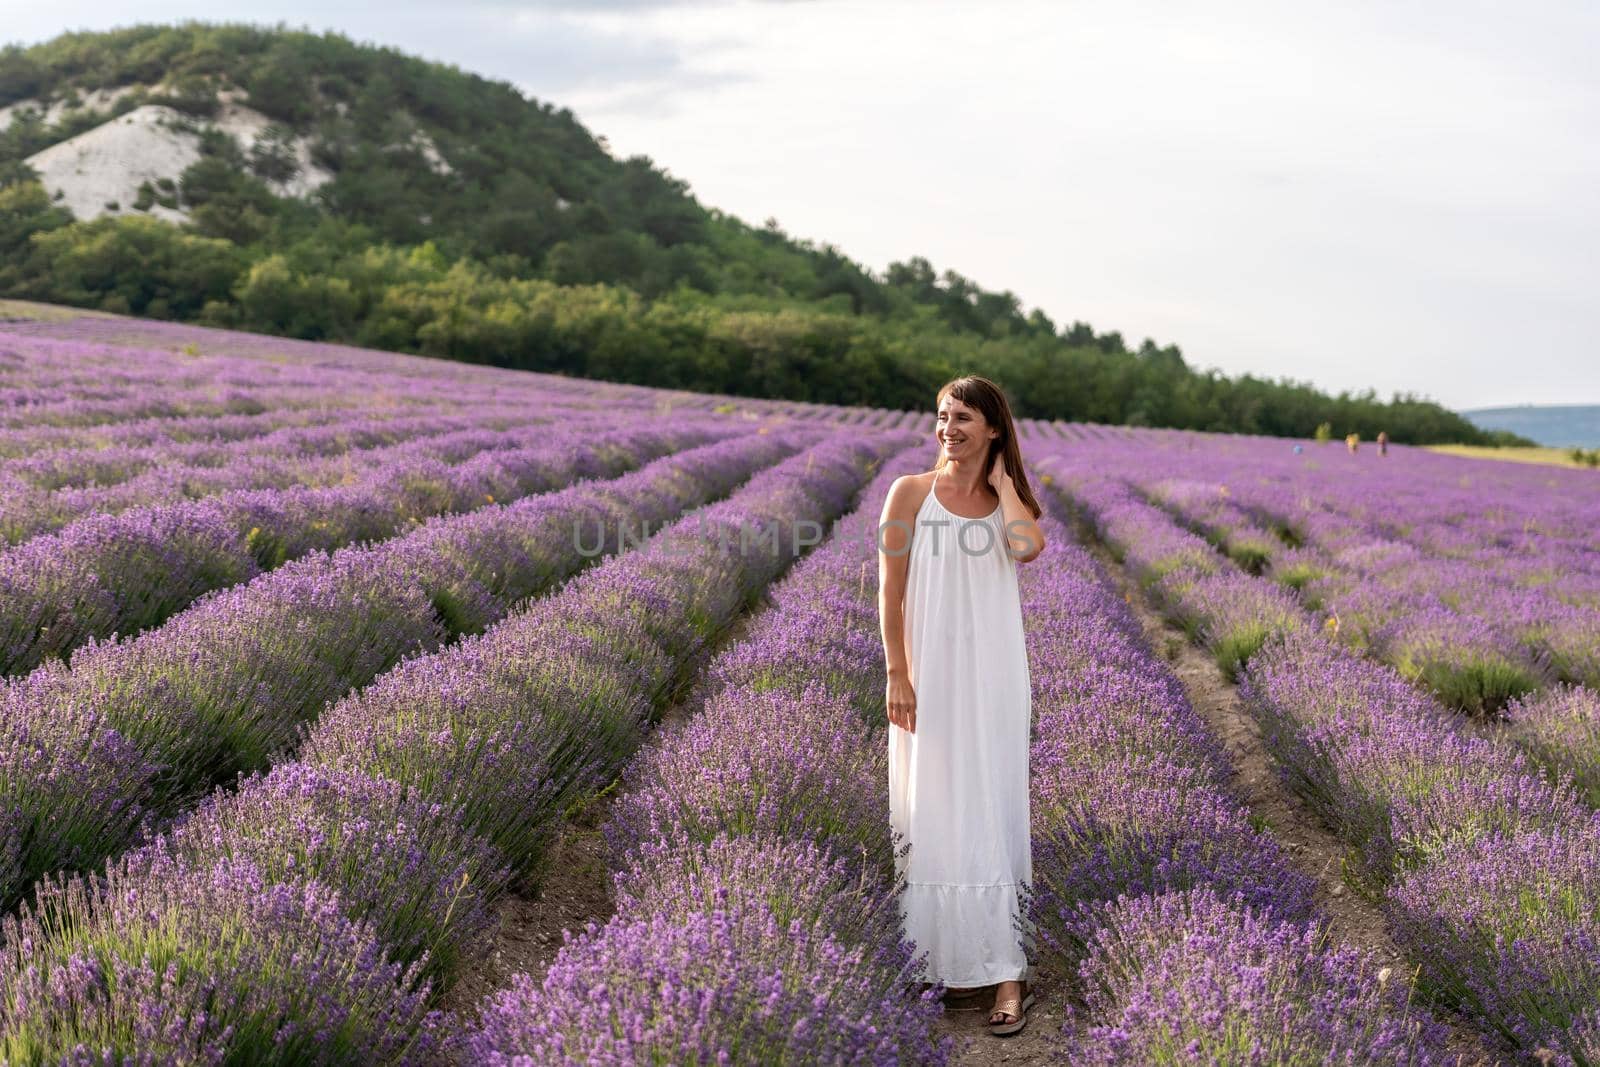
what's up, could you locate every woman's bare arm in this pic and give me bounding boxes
[990,457,1046,563]
[878,475,922,732]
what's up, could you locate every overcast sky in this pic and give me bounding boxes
[11,1,1598,410]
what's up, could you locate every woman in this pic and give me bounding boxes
[878,375,1046,1037]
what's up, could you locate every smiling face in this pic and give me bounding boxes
[936,395,999,464]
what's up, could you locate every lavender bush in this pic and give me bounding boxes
[1387,822,1600,1059]
[0,855,443,1064]
[0,430,787,911]
[1504,684,1600,805]
[613,833,903,958]
[1240,632,1585,879]
[1155,569,1310,679]
[463,902,947,1066]
[605,683,893,884]
[1374,607,1548,715]
[1070,887,1449,1065]
[146,761,511,983]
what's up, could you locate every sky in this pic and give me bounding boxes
[9,0,1598,410]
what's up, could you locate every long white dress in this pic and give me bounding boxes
[888,472,1034,987]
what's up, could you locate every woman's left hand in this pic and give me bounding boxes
[988,452,1011,492]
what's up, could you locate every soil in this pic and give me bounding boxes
[436,797,618,1026]
[934,981,1063,1065]
[1081,535,1505,1067]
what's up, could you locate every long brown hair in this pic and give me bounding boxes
[933,375,1042,519]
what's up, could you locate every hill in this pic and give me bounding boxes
[0,23,1517,445]
[1461,405,1600,448]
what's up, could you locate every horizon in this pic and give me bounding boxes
[1464,402,1600,411]
[7,2,1598,411]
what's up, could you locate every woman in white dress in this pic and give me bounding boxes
[878,375,1046,1037]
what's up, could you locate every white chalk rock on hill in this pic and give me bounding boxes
[0,86,141,132]
[17,97,335,223]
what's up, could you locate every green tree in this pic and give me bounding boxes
[25,214,243,316]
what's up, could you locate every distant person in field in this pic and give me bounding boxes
[1346,432,1360,454]
[878,375,1046,1037]
[1377,430,1389,456]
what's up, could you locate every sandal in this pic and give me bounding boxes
[987,983,1035,1037]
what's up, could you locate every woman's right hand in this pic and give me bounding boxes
[887,670,917,733]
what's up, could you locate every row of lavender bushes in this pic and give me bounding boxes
[0,426,791,914]
[0,404,576,542]
[0,317,1179,482]
[0,327,656,434]
[0,367,470,433]
[0,412,715,676]
[1244,637,1600,1061]
[0,319,925,449]
[463,449,1445,1064]
[1143,472,1597,711]
[1018,478,1447,1063]
[0,430,900,1062]
[1053,464,1600,1063]
[0,400,407,459]
[464,446,953,1064]
[0,335,652,460]
[1130,470,1600,819]
[3,403,552,497]
[1143,473,1600,809]
[1150,473,1542,704]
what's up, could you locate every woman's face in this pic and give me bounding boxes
[936,395,997,464]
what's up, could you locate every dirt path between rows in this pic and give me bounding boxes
[1080,535,1503,1066]
[436,793,617,1026]
[935,981,1062,1064]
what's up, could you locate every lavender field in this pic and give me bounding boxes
[0,302,1595,1065]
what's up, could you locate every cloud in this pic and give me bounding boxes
[372,8,731,98]
[476,0,802,9]
[6,2,751,106]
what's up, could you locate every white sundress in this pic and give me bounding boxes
[887,471,1034,988]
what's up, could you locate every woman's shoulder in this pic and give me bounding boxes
[883,470,936,518]
[890,470,937,491]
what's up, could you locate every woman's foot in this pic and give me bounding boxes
[988,979,1033,1037]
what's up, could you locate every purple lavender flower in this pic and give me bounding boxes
[1387,820,1600,1059]
[614,833,905,968]
[605,683,892,881]
[146,760,511,983]
[0,854,443,1064]
[1071,887,1450,1065]
[1504,684,1600,805]
[461,901,949,1066]
[1240,632,1585,878]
